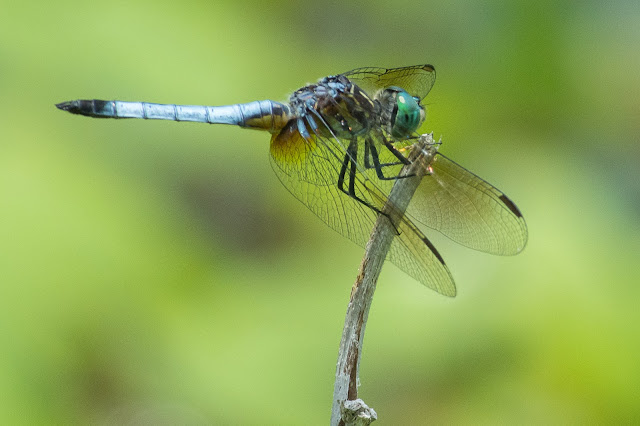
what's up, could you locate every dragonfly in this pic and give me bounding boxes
[56,64,527,296]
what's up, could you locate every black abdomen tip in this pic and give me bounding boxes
[55,100,77,112]
[55,99,112,118]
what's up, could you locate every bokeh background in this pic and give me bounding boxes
[2,0,639,424]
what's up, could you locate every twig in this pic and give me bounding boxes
[330,133,437,426]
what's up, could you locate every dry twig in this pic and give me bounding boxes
[331,134,438,426]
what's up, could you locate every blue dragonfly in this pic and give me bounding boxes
[57,65,527,296]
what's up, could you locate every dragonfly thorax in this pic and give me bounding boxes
[289,75,380,139]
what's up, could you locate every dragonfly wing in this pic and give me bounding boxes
[390,216,456,296]
[410,153,528,255]
[363,141,528,255]
[342,65,436,100]
[270,120,377,245]
[269,120,455,296]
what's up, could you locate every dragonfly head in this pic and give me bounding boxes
[381,86,426,139]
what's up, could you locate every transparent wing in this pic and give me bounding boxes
[369,145,528,255]
[342,65,436,100]
[269,120,456,296]
[413,153,528,254]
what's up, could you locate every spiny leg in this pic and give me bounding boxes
[337,141,378,211]
[364,138,416,181]
[381,134,412,165]
[337,140,400,233]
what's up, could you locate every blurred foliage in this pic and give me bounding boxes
[1,0,639,424]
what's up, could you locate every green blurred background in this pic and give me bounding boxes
[2,0,639,424]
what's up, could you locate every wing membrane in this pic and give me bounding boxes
[342,65,436,100]
[409,153,528,254]
[369,145,528,255]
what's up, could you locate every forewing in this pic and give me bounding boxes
[366,142,528,255]
[409,153,528,255]
[342,65,436,100]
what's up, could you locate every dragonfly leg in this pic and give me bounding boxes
[338,141,378,211]
[337,140,400,234]
[364,138,415,180]
[381,135,412,165]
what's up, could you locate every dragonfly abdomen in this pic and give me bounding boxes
[55,99,292,133]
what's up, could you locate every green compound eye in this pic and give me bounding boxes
[391,90,423,139]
